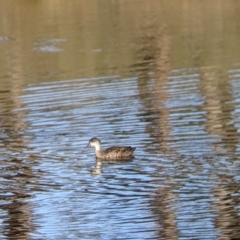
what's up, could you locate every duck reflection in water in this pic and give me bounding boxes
[91,158,134,176]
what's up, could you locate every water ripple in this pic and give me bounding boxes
[1,71,240,239]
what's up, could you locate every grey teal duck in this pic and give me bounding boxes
[88,137,136,159]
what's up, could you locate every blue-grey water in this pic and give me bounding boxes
[1,1,240,239]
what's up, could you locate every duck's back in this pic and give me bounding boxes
[97,146,136,159]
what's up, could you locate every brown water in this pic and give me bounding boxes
[1,1,240,239]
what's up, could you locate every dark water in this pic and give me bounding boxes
[1,1,240,239]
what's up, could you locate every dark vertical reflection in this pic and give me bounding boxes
[130,3,179,239]
[152,188,179,239]
[199,66,238,154]
[0,2,40,236]
[2,193,34,240]
[132,13,172,154]
[0,137,36,239]
[0,80,36,239]
[213,182,240,239]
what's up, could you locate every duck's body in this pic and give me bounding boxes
[88,137,136,159]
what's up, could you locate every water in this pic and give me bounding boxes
[1,1,240,239]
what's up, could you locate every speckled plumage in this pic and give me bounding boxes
[88,137,136,159]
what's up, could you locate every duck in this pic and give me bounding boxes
[87,137,136,159]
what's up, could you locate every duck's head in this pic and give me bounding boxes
[88,137,101,149]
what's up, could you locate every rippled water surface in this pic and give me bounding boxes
[1,1,240,239]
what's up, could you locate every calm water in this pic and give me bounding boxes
[1,1,240,239]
